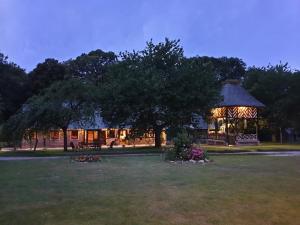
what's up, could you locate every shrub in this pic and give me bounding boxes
[203,150,209,160]
[173,129,192,160]
[164,148,177,161]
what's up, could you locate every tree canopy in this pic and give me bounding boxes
[29,58,67,95]
[67,49,117,85]
[243,64,300,140]
[190,56,246,82]
[0,53,30,122]
[99,39,221,147]
[4,79,99,150]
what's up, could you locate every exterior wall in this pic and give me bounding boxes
[21,128,166,149]
[21,130,85,149]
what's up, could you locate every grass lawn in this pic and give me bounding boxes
[0,155,300,225]
[1,143,300,158]
[202,143,300,152]
[0,147,162,157]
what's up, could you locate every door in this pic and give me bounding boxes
[87,131,94,144]
[99,130,106,145]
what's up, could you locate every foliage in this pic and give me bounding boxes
[282,71,300,131]
[4,79,99,150]
[99,39,220,147]
[203,149,209,160]
[190,56,246,82]
[0,94,4,123]
[29,58,67,95]
[173,129,193,160]
[243,64,300,138]
[0,53,30,122]
[67,49,117,85]
[164,148,177,161]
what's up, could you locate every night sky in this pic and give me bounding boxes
[1,0,299,71]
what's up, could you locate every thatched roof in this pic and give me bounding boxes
[217,80,265,107]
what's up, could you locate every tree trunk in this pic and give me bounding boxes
[33,131,38,152]
[63,128,68,151]
[154,127,163,148]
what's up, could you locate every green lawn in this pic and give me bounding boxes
[0,155,300,225]
[202,142,300,152]
[0,147,162,157]
[1,143,300,158]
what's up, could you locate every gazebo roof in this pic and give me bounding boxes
[217,80,265,107]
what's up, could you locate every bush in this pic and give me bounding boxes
[203,150,209,160]
[173,130,192,160]
[164,148,177,161]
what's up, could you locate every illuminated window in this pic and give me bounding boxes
[50,131,60,140]
[145,131,154,138]
[71,130,79,139]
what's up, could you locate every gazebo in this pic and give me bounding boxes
[208,79,265,145]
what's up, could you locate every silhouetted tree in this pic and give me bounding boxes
[0,53,30,122]
[29,58,67,95]
[67,49,117,85]
[99,39,220,147]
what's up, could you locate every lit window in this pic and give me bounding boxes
[71,130,79,139]
[50,131,60,140]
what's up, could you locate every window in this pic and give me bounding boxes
[87,130,99,143]
[108,129,115,138]
[50,131,60,140]
[145,131,154,138]
[71,130,79,139]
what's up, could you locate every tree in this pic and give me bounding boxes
[191,56,246,82]
[243,64,292,141]
[282,71,300,132]
[29,58,67,95]
[99,39,220,147]
[6,79,99,151]
[0,53,30,122]
[67,49,117,85]
[0,94,4,123]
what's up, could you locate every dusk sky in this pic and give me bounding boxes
[0,0,299,72]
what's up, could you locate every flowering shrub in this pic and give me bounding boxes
[173,130,192,160]
[72,154,101,162]
[164,130,211,162]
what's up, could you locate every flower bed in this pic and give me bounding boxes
[165,130,212,163]
[71,154,101,162]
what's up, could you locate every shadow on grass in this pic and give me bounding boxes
[0,147,163,157]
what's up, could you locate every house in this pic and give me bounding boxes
[21,116,167,149]
[21,79,265,149]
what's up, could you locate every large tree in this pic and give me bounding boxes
[29,58,67,95]
[282,71,300,132]
[191,56,246,82]
[243,64,292,141]
[0,94,4,123]
[99,39,220,147]
[6,79,99,151]
[0,53,30,122]
[67,49,117,85]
